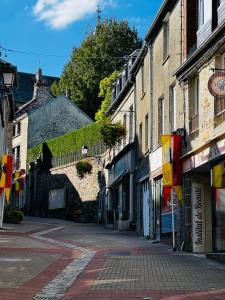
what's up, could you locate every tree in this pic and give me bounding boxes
[51,19,142,118]
[95,70,119,122]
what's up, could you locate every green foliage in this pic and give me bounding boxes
[4,209,24,224]
[75,160,93,179]
[27,122,102,163]
[51,19,142,118]
[95,70,119,122]
[101,121,126,148]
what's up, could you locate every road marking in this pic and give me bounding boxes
[0,258,32,262]
[32,226,96,300]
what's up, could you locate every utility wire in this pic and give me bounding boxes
[0,45,181,60]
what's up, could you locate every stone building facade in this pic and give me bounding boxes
[175,0,225,253]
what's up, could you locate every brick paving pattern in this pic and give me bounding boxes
[1,218,225,300]
[92,255,225,291]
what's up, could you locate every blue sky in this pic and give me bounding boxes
[0,0,163,77]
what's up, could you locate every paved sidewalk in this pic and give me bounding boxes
[1,217,225,300]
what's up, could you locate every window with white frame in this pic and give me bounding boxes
[122,68,128,87]
[13,122,21,137]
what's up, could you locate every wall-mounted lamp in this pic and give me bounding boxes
[82,145,88,157]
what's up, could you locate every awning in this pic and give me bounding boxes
[107,170,129,189]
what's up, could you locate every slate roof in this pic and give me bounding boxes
[13,72,58,104]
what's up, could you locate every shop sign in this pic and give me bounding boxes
[194,138,225,168]
[208,72,225,99]
[192,183,205,253]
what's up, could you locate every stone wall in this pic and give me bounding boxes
[50,157,103,203]
[27,156,104,221]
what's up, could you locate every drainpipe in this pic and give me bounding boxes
[147,40,154,239]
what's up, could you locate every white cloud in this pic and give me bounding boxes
[33,0,99,29]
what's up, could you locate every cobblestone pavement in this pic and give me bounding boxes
[1,217,225,300]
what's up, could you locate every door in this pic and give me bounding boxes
[154,179,162,240]
[143,180,150,237]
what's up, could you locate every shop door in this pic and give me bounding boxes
[142,180,150,237]
[154,179,162,240]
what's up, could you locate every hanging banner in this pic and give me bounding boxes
[172,134,183,186]
[15,171,20,196]
[4,155,13,203]
[161,135,173,186]
[0,155,7,197]
[212,163,223,188]
[19,170,25,192]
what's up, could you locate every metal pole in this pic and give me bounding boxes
[0,190,5,228]
[171,187,176,251]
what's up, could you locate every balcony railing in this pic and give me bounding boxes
[189,113,199,133]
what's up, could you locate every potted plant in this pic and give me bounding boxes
[101,121,126,148]
[75,160,93,179]
[117,210,130,231]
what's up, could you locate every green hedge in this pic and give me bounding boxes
[27,122,102,162]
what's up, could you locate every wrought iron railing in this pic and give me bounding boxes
[51,142,107,168]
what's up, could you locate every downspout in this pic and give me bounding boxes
[148,40,154,239]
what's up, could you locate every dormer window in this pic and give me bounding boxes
[128,59,133,73]
[122,68,128,87]
[112,87,116,101]
[198,0,204,28]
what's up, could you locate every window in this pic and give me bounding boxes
[169,85,177,132]
[123,114,127,147]
[139,123,143,152]
[141,64,145,95]
[129,105,134,143]
[194,77,200,114]
[122,68,128,87]
[158,97,164,141]
[163,21,169,60]
[13,122,21,137]
[222,53,225,69]
[112,87,116,101]
[198,0,204,28]
[13,145,20,169]
[145,114,149,151]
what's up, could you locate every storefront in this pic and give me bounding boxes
[183,136,225,253]
[106,150,134,229]
[150,147,177,243]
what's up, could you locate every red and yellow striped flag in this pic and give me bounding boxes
[0,155,7,197]
[161,135,173,186]
[4,155,13,203]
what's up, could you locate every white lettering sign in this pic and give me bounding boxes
[192,183,205,253]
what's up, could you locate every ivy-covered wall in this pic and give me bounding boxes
[27,122,102,163]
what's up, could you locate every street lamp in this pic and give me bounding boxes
[1,63,16,89]
[82,145,88,157]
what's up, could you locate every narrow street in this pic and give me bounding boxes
[0,218,225,300]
